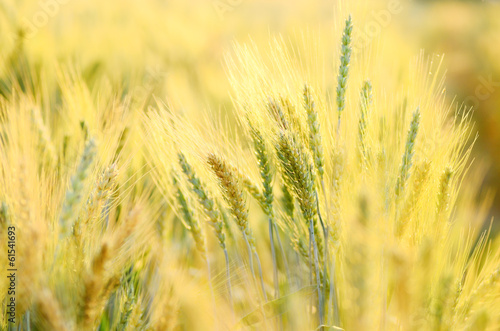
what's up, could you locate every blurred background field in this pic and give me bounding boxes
[1,0,498,226]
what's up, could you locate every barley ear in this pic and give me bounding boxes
[117,284,136,330]
[336,14,353,130]
[436,166,453,218]
[396,160,430,237]
[207,153,268,300]
[31,107,58,164]
[80,242,109,330]
[465,310,489,331]
[304,84,325,178]
[178,152,226,249]
[275,132,323,257]
[276,132,325,323]
[0,202,9,228]
[358,80,373,163]
[60,138,97,238]
[268,98,289,130]
[247,120,290,299]
[459,266,500,321]
[281,184,295,219]
[74,163,119,240]
[395,108,420,200]
[242,176,265,206]
[173,174,207,258]
[248,121,274,215]
[207,153,255,250]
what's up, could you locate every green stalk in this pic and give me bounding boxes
[223,248,235,314]
[310,217,324,329]
[269,217,279,299]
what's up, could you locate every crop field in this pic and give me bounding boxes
[0,0,499,330]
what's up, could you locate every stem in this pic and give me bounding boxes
[254,250,268,301]
[269,217,279,300]
[273,222,291,286]
[243,232,255,277]
[243,232,268,302]
[380,247,387,330]
[331,252,340,326]
[242,234,268,328]
[268,216,283,330]
[206,256,218,326]
[223,248,234,316]
[26,311,31,331]
[320,180,340,326]
[309,219,314,320]
[315,190,329,323]
[294,251,301,288]
[310,218,324,329]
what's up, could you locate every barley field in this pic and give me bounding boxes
[0,0,499,330]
